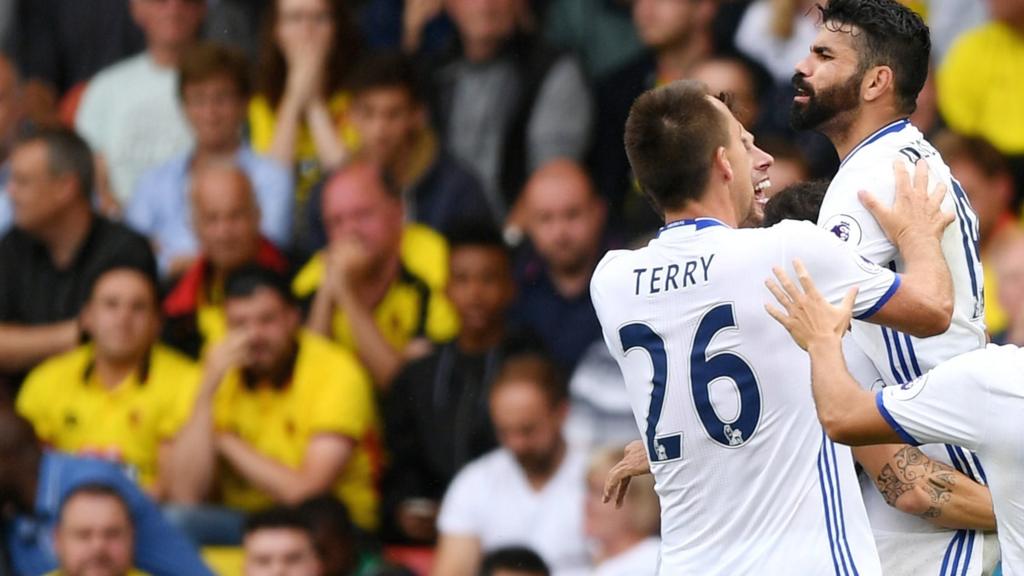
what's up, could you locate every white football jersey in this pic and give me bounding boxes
[591,218,893,575]
[878,345,1024,576]
[818,119,991,575]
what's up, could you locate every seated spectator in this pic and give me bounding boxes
[296,496,414,576]
[0,54,25,236]
[425,0,593,221]
[734,0,819,86]
[691,56,763,130]
[75,0,206,212]
[383,224,514,543]
[250,0,361,201]
[584,447,660,576]
[52,485,136,576]
[992,236,1024,345]
[127,42,293,278]
[162,162,289,359]
[243,506,322,576]
[432,353,589,576]
[295,161,457,388]
[934,131,1022,335]
[0,410,213,576]
[591,0,716,235]
[542,0,644,82]
[16,266,200,501]
[0,129,155,396]
[338,52,492,237]
[177,266,380,533]
[514,160,607,372]
[479,547,550,576]
[938,0,1024,174]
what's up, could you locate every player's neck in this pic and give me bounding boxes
[664,194,741,229]
[832,111,909,162]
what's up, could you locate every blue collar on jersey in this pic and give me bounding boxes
[657,217,729,236]
[839,118,911,170]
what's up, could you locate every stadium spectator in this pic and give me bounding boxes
[0,129,155,397]
[926,0,988,65]
[734,0,819,85]
[938,0,1024,186]
[52,485,136,576]
[478,547,550,576]
[432,353,589,576]
[126,42,292,278]
[296,161,457,388]
[161,162,289,359]
[250,0,361,201]
[382,224,514,543]
[514,160,607,372]
[243,506,323,576]
[584,447,660,576]
[993,236,1024,345]
[175,266,380,533]
[691,56,762,130]
[75,0,206,213]
[934,131,1022,335]
[16,266,201,501]
[542,0,645,81]
[0,410,213,575]
[591,0,716,234]
[0,54,24,235]
[424,0,593,222]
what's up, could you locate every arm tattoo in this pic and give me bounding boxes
[875,446,956,519]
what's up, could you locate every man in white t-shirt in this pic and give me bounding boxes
[433,353,590,576]
[767,264,1023,575]
[75,0,205,211]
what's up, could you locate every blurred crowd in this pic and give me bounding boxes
[0,0,1021,574]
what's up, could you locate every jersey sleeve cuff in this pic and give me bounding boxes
[854,273,901,320]
[875,390,920,446]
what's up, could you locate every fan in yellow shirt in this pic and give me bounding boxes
[177,266,381,532]
[297,160,458,390]
[17,266,200,500]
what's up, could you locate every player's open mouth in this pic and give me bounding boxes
[754,178,772,205]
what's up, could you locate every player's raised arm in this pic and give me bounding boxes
[765,261,900,446]
[857,160,955,337]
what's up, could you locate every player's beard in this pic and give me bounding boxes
[789,70,863,133]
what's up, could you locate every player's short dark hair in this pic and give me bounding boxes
[16,127,94,200]
[225,265,296,306]
[446,221,510,258]
[761,180,831,227]
[347,51,422,103]
[492,352,568,408]
[624,80,731,214]
[479,546,550,576]
[817,0,930,115]
[933,132,1012,180]
[178,41,251,101]
[245,506,315,540]
[59,484,131,524]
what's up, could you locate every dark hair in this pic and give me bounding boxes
[446,221,509,255]
[492,352,568,408]
[479,546,550,576]
[59,484,131,524]
[624,80,731,213]
[225,265,296,305]
[245,506,315,539]
[761,179,830,226]
[256,0,362,108]
[817,0,930,115]
[16,127,94,200]
[178,41,251,101]
[933,132,1012,180]
[347,51,422,103]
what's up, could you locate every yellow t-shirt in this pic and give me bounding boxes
[17,345,201,492]
[248,92,360,200]
[938,22,1024,155]
[213,330,381,531]
[292,224,459,352]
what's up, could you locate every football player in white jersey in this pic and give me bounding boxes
[791,1,996,573]
[767,263,1024,576]
[590,79,955,575]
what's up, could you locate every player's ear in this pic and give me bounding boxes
[862,65,894,104]
[714,146,734,182]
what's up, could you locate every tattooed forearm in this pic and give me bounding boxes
[875,446,956,519]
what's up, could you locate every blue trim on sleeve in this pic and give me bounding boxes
[875,391,920,446]
[854,274,901,320]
